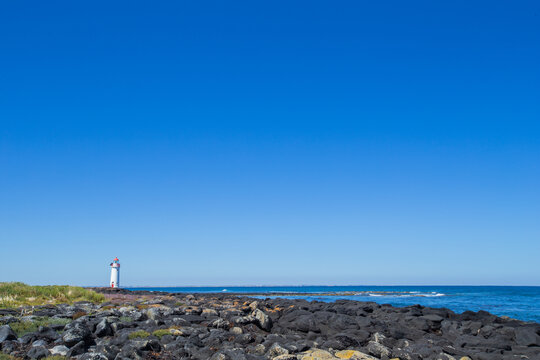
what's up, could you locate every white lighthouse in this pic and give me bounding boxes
[110,257,120,288]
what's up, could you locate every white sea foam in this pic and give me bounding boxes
[359,291,446,298]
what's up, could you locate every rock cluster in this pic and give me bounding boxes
[1,290,539,359]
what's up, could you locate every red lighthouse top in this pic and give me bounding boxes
[113,257,119,261]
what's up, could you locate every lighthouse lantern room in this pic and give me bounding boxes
[110,257,120,288]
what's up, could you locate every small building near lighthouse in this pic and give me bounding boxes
[110,257,120,288]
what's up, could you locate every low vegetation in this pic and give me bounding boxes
[152,328,173,338]
[0,354,19,360]
[119,316,133,323]
[0,282,105,308]
[9,317,71,337]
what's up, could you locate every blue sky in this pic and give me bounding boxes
[1,1,539,286]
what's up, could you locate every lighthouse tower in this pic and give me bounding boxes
[110,257,120,288]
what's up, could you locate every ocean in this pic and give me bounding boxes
[126,286,540,323]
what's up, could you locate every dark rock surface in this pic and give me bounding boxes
[0,289,539,359]
[0,324,17,343]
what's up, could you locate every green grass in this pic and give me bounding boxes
[9,316,72,336]
[128,330,150,339]
[152,328,172,338]
[119,316,134,322]
[0,354,21,360]
[0,282,105,308]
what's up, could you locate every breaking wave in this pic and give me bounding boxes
[361,291,446,298]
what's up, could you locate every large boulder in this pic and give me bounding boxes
[288,314,320,333]
[26,345,50,359]
[234,315,256,325]
[514,326,540,346]
[0,324,17,342]
[62,322,92,346]
[116,343,144,360]
[252,308,273,331]
[94,344,120,360]
[230,326,243,335]
[35,326,60,341]
[267,342,289,357]
[66,340,87,357]
[145,307,162,320]
[31,339,47,347]
[235,333,255,345]
[50,345,69,356]
[366,340,391,358]
[210,318,231,329]
[0,340,17,354]
[202,308,219,317]
[322,333,359,350]
[95,318,113,337]
[203,329,230,348]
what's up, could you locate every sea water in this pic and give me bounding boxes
[126,286,540,323]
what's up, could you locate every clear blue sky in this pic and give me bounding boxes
[1,1,539,286]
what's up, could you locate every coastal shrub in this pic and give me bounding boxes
[152,328,172,338]
[0,282,105,308]
[128,330,150,339]
[9,317,71,336]
[119,316,133,322]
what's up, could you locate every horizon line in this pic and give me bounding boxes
[83,284,540,288]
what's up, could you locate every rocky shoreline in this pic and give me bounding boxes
[1,288,539,360]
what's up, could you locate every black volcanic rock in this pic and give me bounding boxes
[2,289,540,360]
[62,321,92,346]
[0,324,16,342]
[26,345,49,359]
